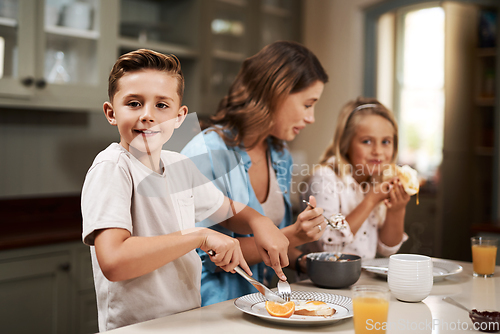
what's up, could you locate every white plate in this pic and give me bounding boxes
[361,258,463,282]
[234,291,353,326]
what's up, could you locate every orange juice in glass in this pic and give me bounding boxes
[352,286,390,334]
[471,237,498,277]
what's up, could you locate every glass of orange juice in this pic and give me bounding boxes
[352,285,390,334]
[471,237,498,278]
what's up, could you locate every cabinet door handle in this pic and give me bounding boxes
[21,77,34,87]
[36,79,47,89]
[59,262,71,272]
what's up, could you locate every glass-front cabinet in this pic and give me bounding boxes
[260,0,300,49]
[0,0,300,113]
[203,0,301,115]
[204,0,248,114]
[0,0,114,111]
[117,0,202,114]
[0,0,32,99]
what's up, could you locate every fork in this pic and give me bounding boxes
[302,200,348,230]
[207,249,288,303]
[277,280,291,302]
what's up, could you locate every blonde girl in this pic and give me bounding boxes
[301,97,409,266]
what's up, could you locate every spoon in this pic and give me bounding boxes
[442,297,472,313]
[302,200,348,230]
[443,297,500,331]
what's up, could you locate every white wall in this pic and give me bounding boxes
[286,0,383,207]
[0,109,117,198]
[291,0,382,167]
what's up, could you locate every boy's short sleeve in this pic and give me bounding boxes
[81,160,133,246]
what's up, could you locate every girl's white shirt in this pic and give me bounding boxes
[303,156,407,259]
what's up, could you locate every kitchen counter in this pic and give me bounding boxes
[103,260,500,333]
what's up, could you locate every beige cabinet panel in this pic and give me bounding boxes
[0,250,71,334]
[0,242,97,334]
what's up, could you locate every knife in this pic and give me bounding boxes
[207,250,287,303]
[233,266,287,303]
[362,265,388,275]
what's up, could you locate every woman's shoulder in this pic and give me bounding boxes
[182,127,229,155]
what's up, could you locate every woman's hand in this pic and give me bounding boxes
[217,203,290,280]
[384,179,411,212]
[251,218,290,281]
[288,196,326,246]
[200,230,252,276]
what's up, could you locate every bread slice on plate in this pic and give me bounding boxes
[293,301,336,317]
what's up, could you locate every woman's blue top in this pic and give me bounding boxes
[181,128,293,306]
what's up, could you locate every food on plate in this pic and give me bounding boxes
[265,301,295,318]
[293,300,336,317]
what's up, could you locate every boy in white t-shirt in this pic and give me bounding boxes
[81,49,289,332]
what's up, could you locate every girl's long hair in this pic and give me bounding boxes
[209,41,328,151]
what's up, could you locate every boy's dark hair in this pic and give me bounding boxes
[108,49,184,102]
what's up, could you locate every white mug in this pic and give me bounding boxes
[388,254,433,302]
[62,1,92,30]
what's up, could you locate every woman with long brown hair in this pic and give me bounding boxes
[182,41,329,305]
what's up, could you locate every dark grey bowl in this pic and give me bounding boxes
[306,252,361,289]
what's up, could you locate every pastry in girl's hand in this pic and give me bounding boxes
[382,164,419,196]
[293,300,336,317]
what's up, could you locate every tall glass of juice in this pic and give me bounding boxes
[352,285,390,334]
[471,237,498,277]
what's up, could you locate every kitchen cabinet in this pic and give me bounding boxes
[0,0,115,111]
[201,0,301,114]
[116,0,203,114]
[115,0,301,115]
[0,0,301,113]
[0,241,97,334]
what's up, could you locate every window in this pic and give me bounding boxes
[378,5,445,183]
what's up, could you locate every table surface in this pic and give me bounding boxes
[105,259,500,334]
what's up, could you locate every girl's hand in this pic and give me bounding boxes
[251,219,289,281]
[201,230,252,276]
[293,196,326,244]
[384,179,411,212]
[365,179,392,205]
